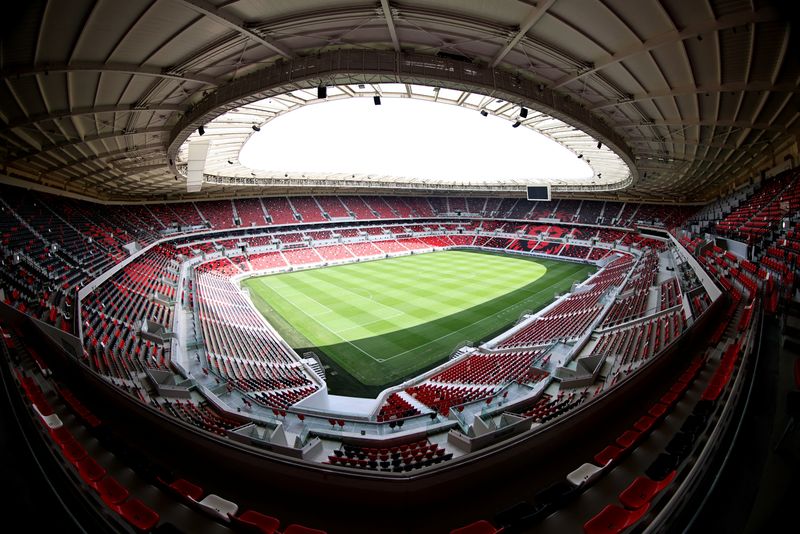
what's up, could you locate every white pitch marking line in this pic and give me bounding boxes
[264,285,383,362]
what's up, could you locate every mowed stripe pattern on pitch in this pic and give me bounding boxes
[243,250,595,386]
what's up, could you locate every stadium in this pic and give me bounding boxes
[0,1,798,533]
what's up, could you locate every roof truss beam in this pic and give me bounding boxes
[1,63,217,85]
[1,104,186,132]
[491,0,555,68]
[591,80,799,111]
[174,0,293,59]
[618,117,795,131]
[379,0,401,53]
[552,6,780,89]
[9,127,169,163]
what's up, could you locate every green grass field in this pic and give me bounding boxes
[243,250,594,397]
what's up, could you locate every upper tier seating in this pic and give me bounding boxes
[553,199,581,222]
[576,200,603,224]
[385,196,415,218]
[289,197,326,223]
[362,196,397,218]
[197,200,236,229]
[234,198,268,227]
[170,202,205,227]
[341,197,376,219]
[262,198,298,225]
[402,197,435,217]
[315,196,351,219]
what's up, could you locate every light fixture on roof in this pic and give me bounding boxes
[519,107,528,118]
[252,124,261,132]
[597,141,602,149]
[358,84,365,89]
[373,96,381,106]
[577,154,584,159]
[317,86,327,99]
[480,110,488,117]
[512,121,521,128]
[198,125,205,136]
[227,160,233,165]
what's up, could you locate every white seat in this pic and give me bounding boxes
[566,462,604,488]
[196,494,238,521]
[33,404,63,429]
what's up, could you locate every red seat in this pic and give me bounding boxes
[593,445,624,467]
[619,471,677,510]
[670,381,688,395]
[168,478,204,501]
[96,476,130,505]
[583,503,650,534]
[632,415,656,433]
[615,430,641,450]
[114,498,160,532]
[229,509,281,534]
[647,403,668,420]
[58,435,88,463]
[283,525,327,534]
[660,390,680,407]
[450,519,502,534]
[76,456,107,483]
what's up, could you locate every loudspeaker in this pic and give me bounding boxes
[317,86,327,99]
[373,96,381,105]
[520,107,528,118]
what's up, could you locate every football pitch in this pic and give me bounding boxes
[242,250,595,397]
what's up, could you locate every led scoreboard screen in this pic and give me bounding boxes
[526,185,551,201]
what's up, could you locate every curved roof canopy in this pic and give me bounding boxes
[0,0,796,201]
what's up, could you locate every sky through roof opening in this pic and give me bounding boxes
[240,97,594,183]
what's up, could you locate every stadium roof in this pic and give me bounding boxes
[0,0,797,202]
